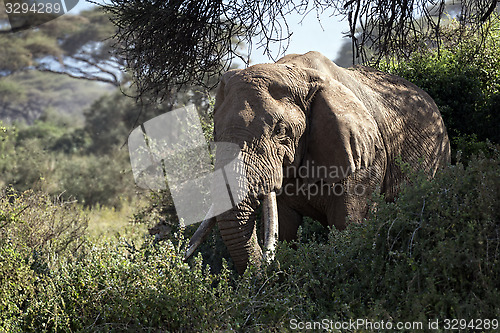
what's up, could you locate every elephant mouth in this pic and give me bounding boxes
[184,191,279,265]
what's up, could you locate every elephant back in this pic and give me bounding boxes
[348,66,451,199]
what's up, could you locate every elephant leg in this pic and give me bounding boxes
[277,198,302,241]
[326,187,349,230]
[329,157,386,227]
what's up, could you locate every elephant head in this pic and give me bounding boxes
[184,52,450,274]
[210,65,314,273]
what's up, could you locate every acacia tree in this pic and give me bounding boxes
[0,8,126,122]
[0,8,124,86]
[103,0,499,98]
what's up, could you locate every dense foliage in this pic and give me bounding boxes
[279,151,500,322]
[0,91,139,207]
[0,189,88,331]
[1,149,498,331]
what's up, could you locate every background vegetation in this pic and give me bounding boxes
[1,5,500,333]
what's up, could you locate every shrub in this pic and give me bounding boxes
[0,120,138,208]
[14,110,89,154]
[274,148,500,324]
[0,188,88,331]
[54,151,136,208]
[21,240,235,332]
[1,151,499,332]
[0,188,88,257]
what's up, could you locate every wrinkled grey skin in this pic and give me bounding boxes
[213,51,450,274]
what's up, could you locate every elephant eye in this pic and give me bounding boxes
[268,83,289,101]
[273,121,288,138]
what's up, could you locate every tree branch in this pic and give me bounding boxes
[36,67,120,86]
[481,0,498,21]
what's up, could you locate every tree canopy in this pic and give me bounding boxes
[103,0,500,98]
[0,71,114,123]
[0,8,123,123]
[0,8,123,86]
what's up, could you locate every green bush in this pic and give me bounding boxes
[22,240,234,332]
[0,119,138,208]
[54,151,136,208]
[1,151,499,332]
[276,148,500,324]
[0,124,45,190]
[0,189,88,331]
[13,110,90,154]
[0,188,88,256]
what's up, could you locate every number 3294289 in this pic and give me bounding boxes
[5,2,63,14]
[443,319,498,330]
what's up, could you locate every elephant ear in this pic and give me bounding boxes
[302,70,383,185]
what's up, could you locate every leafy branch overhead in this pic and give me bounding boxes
[103,0,499,98]
[101,0,307,97]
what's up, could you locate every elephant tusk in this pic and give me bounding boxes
[184,204,217,261]
[262,191,278,263]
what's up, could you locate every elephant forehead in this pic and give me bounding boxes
[221,85,285,119]
[238,103,256,124]
[229,64,302,91]
[214,108,267,140]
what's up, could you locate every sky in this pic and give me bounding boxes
[71,0,349,65]
[241,10,348,65]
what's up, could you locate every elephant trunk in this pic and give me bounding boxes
[184,193,278,274]
[216,146,280,273]
[184,143,280,273]
[217,202,262,274]
[217,192,278,274]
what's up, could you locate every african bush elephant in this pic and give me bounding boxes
[185,51,451,274]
